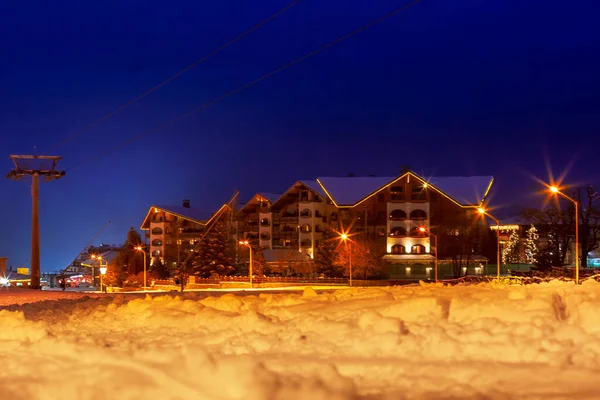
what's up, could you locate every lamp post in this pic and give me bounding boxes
[549,185,580,284]
[134,246,147,289]
[340,233,352,286]
[477,207,501,278]
[91,254,108,292]
[419,227,438,282]
[238,240,253,287]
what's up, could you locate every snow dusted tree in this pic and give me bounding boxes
[252,247,269,277]
[314,229,344,277]
[525,224,539,265]
[502,229,521,264]
[192,219,234,278]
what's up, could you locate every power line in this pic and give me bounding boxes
[45,0,304,153]
[67,0,422,172]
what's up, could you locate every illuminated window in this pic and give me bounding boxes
[411,244,426,254]
[301,224,312,233]
[151,239,163,246]
[391,244,406,254]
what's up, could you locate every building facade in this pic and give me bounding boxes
[233,172,494,278]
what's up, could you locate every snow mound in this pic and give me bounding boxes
[2,280,600,399]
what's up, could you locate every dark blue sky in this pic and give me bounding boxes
[1,0,599,272]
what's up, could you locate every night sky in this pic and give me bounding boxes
[1,0,599,272]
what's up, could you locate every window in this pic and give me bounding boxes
[411,244,426,254]
[389,210,407,220]
[378,228,386,237]
[301,239,312,247]
[301,224,312,233]
[411,186,427,201]
[260,233,271,240]
[389,227,407,237]
[300,191,309,202]
[152,250,162,257]
[409,227,427,237]
[391,244,406,254]
[260,218,271,227]
[409,209,427,220]
[300,209,312,218]
[151,227,163,235]
[151,239,163,246]
[390,185,405,201]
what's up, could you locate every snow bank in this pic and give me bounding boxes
[2,281,600,399]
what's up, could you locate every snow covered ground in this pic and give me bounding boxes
[1,280,600,399]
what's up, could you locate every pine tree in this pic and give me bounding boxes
[253,247,269,276]
[502,229,521,264]
[314,230,344,277]
[150,257,170,279]
[192,220,234,277]
[525,224,539,265]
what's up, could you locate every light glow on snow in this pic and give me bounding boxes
[1,281,600,399]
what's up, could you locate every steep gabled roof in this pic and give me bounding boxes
[140,205,213,230]
[240,192,282,212]
[271,180,329,208]
[317,176,395,206]
[299,180,327,198]
[317,172,494,208]
[257,192,281,203]
[427,176,494,207]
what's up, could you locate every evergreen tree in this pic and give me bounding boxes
[150,257,170,279]
[192,220,234,277]
[314,230,344,277]
[525,224,539,265]
[253,247,269,276]
[502,229,521,264]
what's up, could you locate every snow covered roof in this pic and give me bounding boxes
[140,205,214,229]
[6,271,30,280]
[154,205,213,223]
[80,250,119,266]
[317,176,396,206]
[317,172,494,207]
[299,180,327,198]
[426,176,494,207]
[257,193,281,203]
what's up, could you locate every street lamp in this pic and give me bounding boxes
[134,246,147,289]
[477,207,501,278]
[549,185,580,284]
[419,227,438,282]
[238,240,253,287]
[340,233,352,286]
[91,254,108,292]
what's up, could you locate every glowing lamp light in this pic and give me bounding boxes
[135,246,143,251]
[0,277,8,285]
[340,233,348,240]
[99,267,107,275]
[549,186,559,193]
[477,207,486,214]
[239,240,249,245]
[418,227,426,233]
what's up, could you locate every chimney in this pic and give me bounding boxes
[182,199,190,208]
